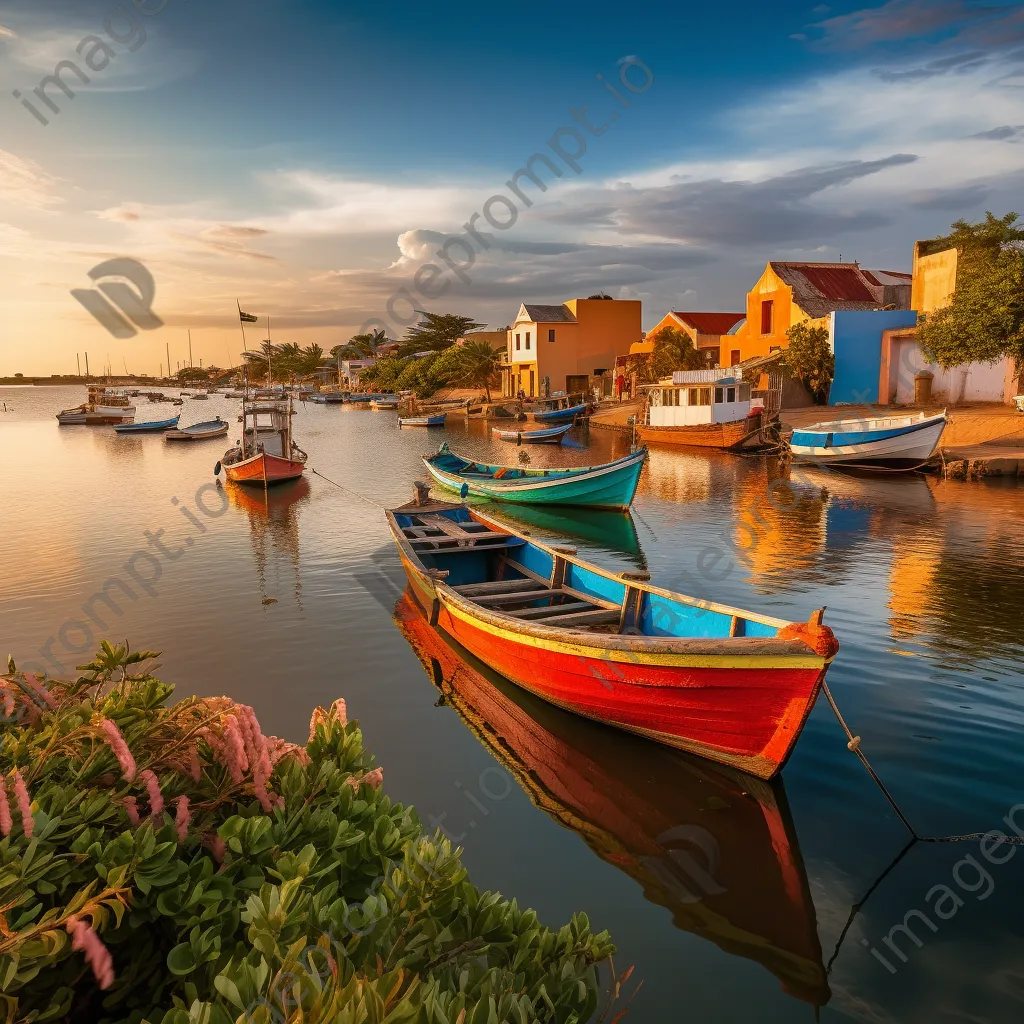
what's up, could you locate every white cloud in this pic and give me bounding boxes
[0,148,62,208]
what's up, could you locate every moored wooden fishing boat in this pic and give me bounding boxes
[491,422,573,444]
[164,417,229,441]
[530,402,588,423]
[113,415,180,434]
[394,592,830,1007]
[788,410,947,471]
[398,413,446,427]
[386,489,839,779]
[636,370,773,451]
[56,386,135,425]
[218,397,306,485]
[370,398,400,410]
[423,443,646,510]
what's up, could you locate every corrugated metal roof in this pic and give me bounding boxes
[671,311,747,335]
[769,262,911,318]
[521,304,576,323]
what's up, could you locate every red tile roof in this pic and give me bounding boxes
[671,311,747,335]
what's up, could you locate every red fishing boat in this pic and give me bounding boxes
[218,397,307,486]
[386,488,839,779]
[394,592,830,1007]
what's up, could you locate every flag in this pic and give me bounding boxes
[239,310,258,323]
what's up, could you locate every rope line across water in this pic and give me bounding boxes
[821,680,1024,845]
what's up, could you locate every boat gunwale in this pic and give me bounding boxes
[791,410,947,435]
[386,502,812,638]
[423,446,647,490]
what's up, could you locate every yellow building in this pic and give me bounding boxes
[645,310,747,367]
[504,298,642,398]
[911,242,958,314]
[733,262,912,363]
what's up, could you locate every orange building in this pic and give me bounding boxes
[504,298,641,398]
[646,310,747,367]
[733,262,912,363]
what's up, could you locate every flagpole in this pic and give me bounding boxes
[236,300,248,376]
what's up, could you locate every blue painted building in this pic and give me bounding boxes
[827,310,919,405]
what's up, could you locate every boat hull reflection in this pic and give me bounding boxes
[394,592,829,1008]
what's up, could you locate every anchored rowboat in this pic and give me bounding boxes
[423,443,646,510]
[114,415,180,434]
[164,418,229,441]
[399,414,446,427]
[387,492,839,779]
[491,422,573,444]
[370,398,400,410]
[531,402,588,422]
[394,593,830,1007]
[789,410,947,471]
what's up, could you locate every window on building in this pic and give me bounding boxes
[715,387,724,404]
[515,334,521,350]
[769,345,781,353]
[548,329,555,342]
[525,332,531,349]
[761,300,774,335]
[730,350,741,366]
[699,387,712,406]
[738,384,750,402]
[727,386,736,403]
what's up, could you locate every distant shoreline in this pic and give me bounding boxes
[0,378,174,387]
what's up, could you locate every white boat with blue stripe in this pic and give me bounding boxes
[789,410,947,471]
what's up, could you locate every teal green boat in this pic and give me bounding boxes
[422,443,646,511]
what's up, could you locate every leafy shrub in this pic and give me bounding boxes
[781,323,834,404]
[0,647,614,1023]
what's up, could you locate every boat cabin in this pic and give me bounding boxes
[644,369,756,428]
[241,399,294,457]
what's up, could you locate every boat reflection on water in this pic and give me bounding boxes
[471,503,648,571]
[393,592,829,1009]
[225,476,311,606]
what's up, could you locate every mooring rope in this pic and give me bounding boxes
[822,680,1024,845]
[309,467,386,510]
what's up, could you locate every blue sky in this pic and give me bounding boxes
[1,0,1023,373]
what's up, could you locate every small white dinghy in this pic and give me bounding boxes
[789,410,947,471]
[164,417,230,442]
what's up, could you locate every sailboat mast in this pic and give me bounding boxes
[267,316,273,385]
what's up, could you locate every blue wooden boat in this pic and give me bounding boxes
[789,410,946,471]
[113,415,180,434]
[531,402,588,423]
[399,413,447,427]
[423,442,646,510]
[492,422,573,444]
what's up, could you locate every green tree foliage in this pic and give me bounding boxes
[242,343,330,382]
[626,326,703,384]
[0,649,614,1023]
[174,368,210,382]
[401,313,485,356]
[781,322,834,404]
[331,330,390,361]
[918,211,1024,368]
[454,340,503,402]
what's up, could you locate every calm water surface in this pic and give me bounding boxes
[3,385,1024,1023]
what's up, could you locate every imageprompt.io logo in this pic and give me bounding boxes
[72,258,164,339]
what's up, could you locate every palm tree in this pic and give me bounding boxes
[456,339,503,402]
[331,329,389,361]
[298,343,326,376]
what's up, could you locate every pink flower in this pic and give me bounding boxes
[99,719,136,783]
[271,793,285,812]
[122,796,140,826]
[22,673,57,709]
[0,783,11,837]
[173,796,190,842]
[330,698,348,727]
[66,917,115,990]
[363,768,384,790]
[0,684,15,719]
[204,834,226,864]
[188,746,201,783]
[13,772,32,837]
[139,770,163,818]
[222,716,248,784]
